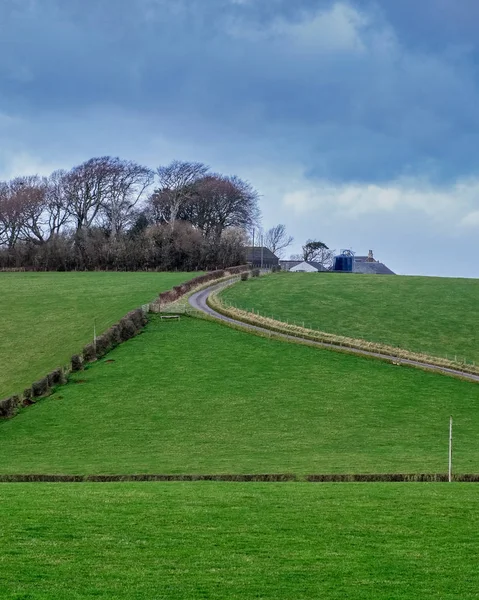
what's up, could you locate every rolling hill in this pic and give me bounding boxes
[221,272,479,364]
[0,271,198,399]
[1,316,477,475]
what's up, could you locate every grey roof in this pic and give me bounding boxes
[279,260,301,271]
[305,261,327,271]
[280,260,327,271]
[354,262,395,275]
[354,256,375,263]
[245,246,279,263]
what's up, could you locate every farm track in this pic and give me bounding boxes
[189,281,479,384]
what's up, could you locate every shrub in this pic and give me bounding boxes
[252,268,260,277]
[94,334,111,358]
[32,377,49,398]
[71,354,83,372]
[83,343,97,362]
[228,265,245,275]
[119,317,137,341]
[241,272,249,281]
[126,309,145,329]
[0,395,21,418]
[108,324,122,346]
[47,368,65,387]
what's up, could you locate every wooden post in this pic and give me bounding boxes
[449,416,453,483]
[93,318,97,353]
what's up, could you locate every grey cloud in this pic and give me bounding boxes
[1,0,479,276]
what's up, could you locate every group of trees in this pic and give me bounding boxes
[0,158,259,271]
[291,239,335,269]
[262,225,333,270]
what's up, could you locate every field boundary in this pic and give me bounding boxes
[208,288,479,379]
[149,265,249,312]
[1,473,479,482]
[0,267,249,420]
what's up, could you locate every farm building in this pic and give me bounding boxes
[289,261,327,273]
[245,247,279,269]
[279,260,302,271]
[333,250,395,275]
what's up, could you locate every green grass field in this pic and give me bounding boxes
[221,272,479,363]
[0,482,478,599]
[1,316,478,475]
[2,276,479,600]
[0,272,197,399]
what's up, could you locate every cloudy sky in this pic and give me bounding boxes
[1,0,478,276]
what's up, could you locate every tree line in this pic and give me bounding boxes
[0,158,260,271]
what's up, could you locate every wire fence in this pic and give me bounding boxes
[218,299,478,372]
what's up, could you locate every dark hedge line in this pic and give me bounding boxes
[0,308,148,419]
[1,473,478,483]
[0,268,247,420]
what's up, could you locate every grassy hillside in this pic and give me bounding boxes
[1,482,478,599]
[1,317,478,475]
[0,271,197,399]
[221,272,479,363]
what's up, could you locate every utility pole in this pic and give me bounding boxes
[252,228,255,268]
[449,416,453,483]
[260,233,264,269]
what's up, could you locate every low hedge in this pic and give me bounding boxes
[0,268,247,419]
[150,265,249,312]
[0,473,478,483]
[0,395,21,419]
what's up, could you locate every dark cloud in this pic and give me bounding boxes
[2,0,479,184]
[1,0,479,275]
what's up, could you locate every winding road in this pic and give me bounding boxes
[189,280,479,384]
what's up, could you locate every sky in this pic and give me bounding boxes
[1,0,478,277]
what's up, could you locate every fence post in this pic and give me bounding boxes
[449,416,453,483]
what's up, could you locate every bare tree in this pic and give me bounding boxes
[64,157,119,231]
[101,160,154,236]
[301,239,334,269]
[16,176,49,244]
[0,180,26,248]
[153,160,209,228]
[0,176,52,247]
[44,170,72,239]
[185,174,260,240]
[264,224,293,258]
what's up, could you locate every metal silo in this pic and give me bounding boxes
[333,249,355,272]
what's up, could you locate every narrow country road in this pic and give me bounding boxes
[189,281,479,384]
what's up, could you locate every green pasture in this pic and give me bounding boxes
[0,482,478,599]
[221,272,479,363]
[1,317,478,475]
[0,271,197,399]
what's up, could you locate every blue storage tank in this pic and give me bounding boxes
[333,250,354,272]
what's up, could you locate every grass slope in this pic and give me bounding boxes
[0,271,197,398]
[1,317,478,475]
[0,482,478,599]
[221,273,479,363]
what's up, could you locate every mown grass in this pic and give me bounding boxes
[0,482,478,599]
[221,272,479,363]
[1,317,478,475]
[0,271,197,398]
